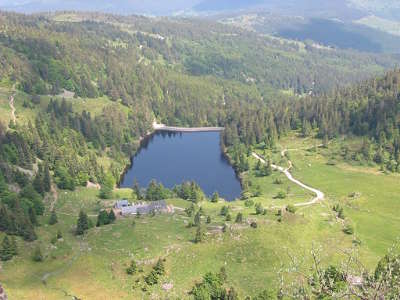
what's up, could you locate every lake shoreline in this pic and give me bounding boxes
[118,123,243,200]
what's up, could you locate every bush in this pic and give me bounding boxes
[126,260,137,275]
[244,199,254,207]
[235,213,243,223]
[275,191,287,199]
[250,221,258,228]
[286,205,296,214]
[343,224,354,235]
[32,245,43,262]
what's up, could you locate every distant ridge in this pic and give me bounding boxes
[194,0,263,12]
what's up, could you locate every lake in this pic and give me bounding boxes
[120,130,242,201]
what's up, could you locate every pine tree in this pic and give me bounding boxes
[194,226,204,243]
[235,213,243,223]
[211,191,219,203]
[32,245,43,262]
[10,236,18,256]
[154,258,165,276]
[0,236,13,261]
[76,211,89,235]
[28,207,38,226]
[126,260,137,275]
[43,163,51,192]
[194,211,201,227]
[108,210,116,223]
[33,164,44,195]
[96,210,109,227]
[49,210,58,225]
[206,216,211,224]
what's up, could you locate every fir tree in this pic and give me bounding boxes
[32,245,43,262]
[28,207,38,226]
[43,163,51,192]
[0,236,13,261]
[108,210,116,223]
[154,258,165,276]
[10,236,18,256]
[211,191,219,203]
[48,210,58,225]
[96,210,109,227]
[126,260,137,275]
[194,226,205,243]
[194,211,201,227]
[76,211,89,235]
[235,213,243,223]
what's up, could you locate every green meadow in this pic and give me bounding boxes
[2,134,398,299]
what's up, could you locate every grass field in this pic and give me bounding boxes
[2,133,400,299]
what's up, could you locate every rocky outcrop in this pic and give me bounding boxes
[0,284,8,300]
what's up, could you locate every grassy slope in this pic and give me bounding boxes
[4,133,399,298]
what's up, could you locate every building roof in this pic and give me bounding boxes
[119,200,168,215]
[114,200,130,209]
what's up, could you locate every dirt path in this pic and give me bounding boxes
[9,93,16,125]
[252,151,325,207]
[49,184,58,211]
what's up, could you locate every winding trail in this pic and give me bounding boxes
[9,92,16,125]
[252,151,325,207]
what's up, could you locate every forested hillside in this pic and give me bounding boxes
[1,11,400,299]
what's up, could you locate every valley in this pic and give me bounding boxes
[0,8,400,300]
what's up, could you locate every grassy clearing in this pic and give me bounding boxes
[2,134,400,298]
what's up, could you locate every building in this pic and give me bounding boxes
[114,200,130,209]
[113,200,172,217]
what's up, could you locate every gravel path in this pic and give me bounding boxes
[252,151,325,207]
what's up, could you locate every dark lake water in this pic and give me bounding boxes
[120,131,242,201]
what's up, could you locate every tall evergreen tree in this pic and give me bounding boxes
[76,211,89,235]
[0,236,13,261]
[48,210,58,225]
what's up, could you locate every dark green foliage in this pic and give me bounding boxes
[56,229,62,239]
[220,206,229,216]
[211,191,219,203]
[0,236,14,261]
[194,211,201,227]
[250,221,258,228]
[333,204,345,219]
[206,215,211,224]
[145,269,159,285]
[126,260,137,275]
[76,211,89,235]
[343,224,354,235]
[146,180,171,201]
[32,245,43,262]
[99,174,114,199]
[194,226,205,243]
[96,210,110,227]
[154,259,165,276]
[48,210,58,225]
[255,203,264,215]
[226,214,232,222]
[108,210,116,223]
[190,270,227,300]
[286,205,296,214]
[274,191,287,199]
[185,203,196,217]
[174,181,205,203]
[235,213,243,223]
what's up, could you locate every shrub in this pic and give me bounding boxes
[343,224,354,235]
[286,205,296,214]
[126,260,137,275]
[275,191,287,199]
[250,221,258,228]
